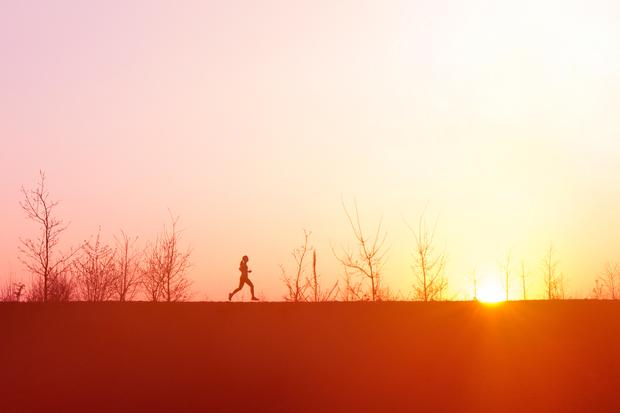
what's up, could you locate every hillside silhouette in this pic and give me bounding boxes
[1,301,619,412]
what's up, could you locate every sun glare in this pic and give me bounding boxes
[477,278,505,304]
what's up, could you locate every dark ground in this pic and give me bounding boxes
[1,301,620,412]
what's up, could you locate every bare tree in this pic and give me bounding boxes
[593,262,620,299]
[542,245,562,300]
[334,201,387,301]
[143,215,192,302]
[305,250,339,302]
[520,260,528,300]
[74,229,117,302]
[0,280,11,302]
[471,267,478,301]
[142,266,162,302]
[558,273,567,299]
[19,171,77,302]
[339,266,363,302]
[409,215,448,302]
[27,267,75,302]
[113,230,142,301]
[501,251,512,301]
[282,230,338,302]
[593,279,605,300]
[0,276,25,302]
[281,230,311,302]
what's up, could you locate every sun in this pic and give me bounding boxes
[477,277,505,304]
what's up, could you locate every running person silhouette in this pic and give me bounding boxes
[228,255,259,301]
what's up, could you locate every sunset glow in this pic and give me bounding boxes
[477,277,506,304]
[1,0,620,301]
[2,2,620,412]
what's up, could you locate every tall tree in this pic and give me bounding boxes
[334,201,387,301]
[74,229,116,302]
[305,250,338,302]
[113,230,142,301]
[593,262,620,299]
[410,215,448,302]
[281,229,311,302]
[471,267,478,301]
[520,260,528,300]
[501,251,512,301]
[282,230,339,302]
[542,245,562,300]
[143,215,192,302]
[19,171,75,302]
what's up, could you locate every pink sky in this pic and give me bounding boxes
[2,0,620,300]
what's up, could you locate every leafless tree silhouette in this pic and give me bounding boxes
[542,245,563,300]
[19,171,77,302]
[593,262,620,299]
[339,266,364,301]
[334,201,387,301]
[501,251,512,301]
[281,229,311,302]
[282,230,338,302]
[470,267,478,301]
[520,260,528,300]
[143,215,192,302]
[113,230,142,301]
[409,215,447,302]
[0,280,10,302]
[305,250,338,302]
[74,229,117,301]
[0,276,25,302]
[27,268,76,302]
[593,278,604,299]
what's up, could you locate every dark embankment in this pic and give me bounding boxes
[1,301,619,412]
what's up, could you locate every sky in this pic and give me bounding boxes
[1,0,620,300]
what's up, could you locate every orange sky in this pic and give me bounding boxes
[1,0,620,300]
